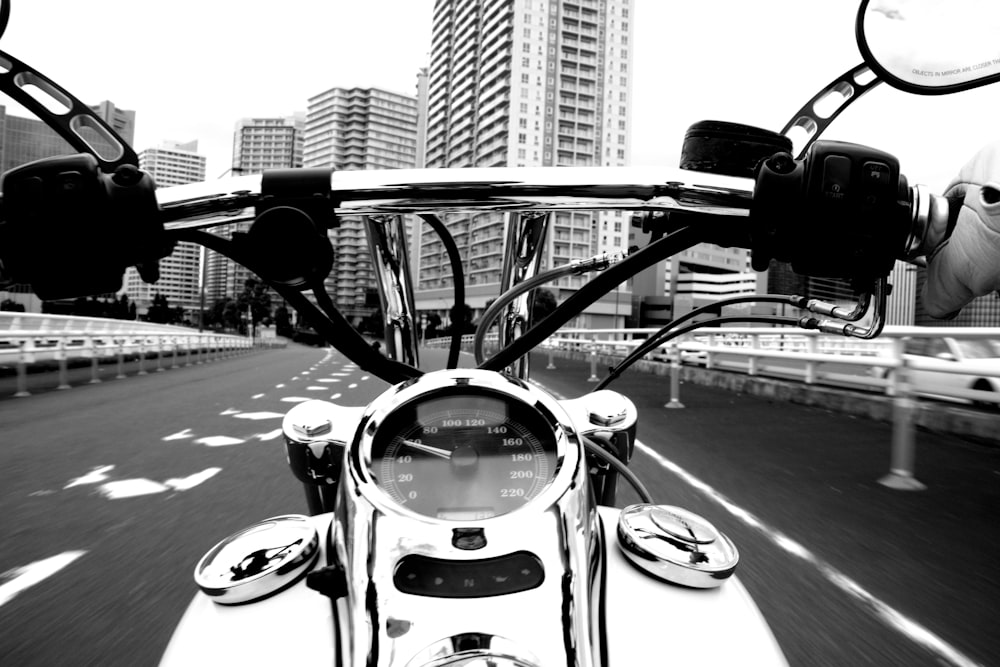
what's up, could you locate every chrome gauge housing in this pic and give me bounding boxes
[334,368,603,667]
[349,369,578,523]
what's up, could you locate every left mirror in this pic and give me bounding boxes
[857,0,1000,94]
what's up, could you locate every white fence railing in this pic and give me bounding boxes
[428,325,1000,490]
[1,312,257,396]
[548,326,1000,407]
[429,326,1000,406]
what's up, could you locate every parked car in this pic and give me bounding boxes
[880,337,1000,408]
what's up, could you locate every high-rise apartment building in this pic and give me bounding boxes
[304,87,419,320]
[201,115,307,306]
[414,0,635,328]
[120,141,207,317]
[232,114,305,173]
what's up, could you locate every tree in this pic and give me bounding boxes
[147,292,172,324]
[446,302,475,335]
[531,288,558,322]
[424,313,442,339]
[237,278,273,330]
[0,298,25,312]
[274,305,293,337]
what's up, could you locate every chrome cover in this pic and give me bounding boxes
[366,214,421,366]
[617,504,738,588]
[194,515,320,605]
[498,211,551,379]
[333,368,605,667]
[155,167,755,231]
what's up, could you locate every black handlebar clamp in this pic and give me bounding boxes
[233,167,336,290]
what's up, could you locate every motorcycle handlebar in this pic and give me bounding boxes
[155,166,756,229]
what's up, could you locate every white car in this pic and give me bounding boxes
[884,337,1000,408]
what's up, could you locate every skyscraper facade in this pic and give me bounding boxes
[201,115,308,306]
[120,141,207,317]
[304,87,419,320]
[414,0,635,327]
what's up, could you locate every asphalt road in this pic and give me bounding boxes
[0,345,997,666]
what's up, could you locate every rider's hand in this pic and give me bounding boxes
[922,140,1000,319]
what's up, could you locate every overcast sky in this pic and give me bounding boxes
[2,0,998,190]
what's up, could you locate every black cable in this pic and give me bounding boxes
[418,214,464,369]
[583,436,653,504]
[479,226,702,372]
[597,294,807,391]
[595,314,801,390]
[175,229,421,384]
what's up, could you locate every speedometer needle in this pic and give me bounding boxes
[402,439,452,459]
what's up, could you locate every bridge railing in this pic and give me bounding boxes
[0,312,256,396]
[427,326,1000,407]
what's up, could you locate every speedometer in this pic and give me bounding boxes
[369,390,559,519]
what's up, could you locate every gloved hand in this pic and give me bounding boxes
[923,140,1000,318]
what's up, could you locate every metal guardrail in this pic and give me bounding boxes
[0,312,256,397]
[427,326,1000,490]
[548,326,1000,407]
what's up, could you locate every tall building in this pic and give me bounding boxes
[414,0,635,328]
[304,87,419,320]
[885,260,917,326]
[119,141,207,318]
[0,100,135,173]
[231,113,305,173]
[200,115,308,306]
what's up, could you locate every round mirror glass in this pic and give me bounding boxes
[858,0,1000,93]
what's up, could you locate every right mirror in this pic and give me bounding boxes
[857,0,1000,94]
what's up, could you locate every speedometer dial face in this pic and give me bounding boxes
[370,390,559,520]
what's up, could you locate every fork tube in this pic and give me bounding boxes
[499,211,551,380]
[365,214,420,368]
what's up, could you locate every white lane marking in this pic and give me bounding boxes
[302,371,311,375]
[233,411,284,420]
[252,393,265,399]
[281,397,312,403]
[291,377,300,381]
[28,490,55,497]
[331,393,342,400]
[165,468,221,491]
[633,440,983,667]
[163,429,194,441]
[317,379,339,383]
[64,465,115,489]
[348,383,358,389]
[361,375,370,381]
[533,379,981,667]
[276,384,285,389]
[219,408,241,416]
[98,479,169,499]
[0,551,87,609]
[253,429,283,441]
[307,386,326,391]
[195,436,245,447]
